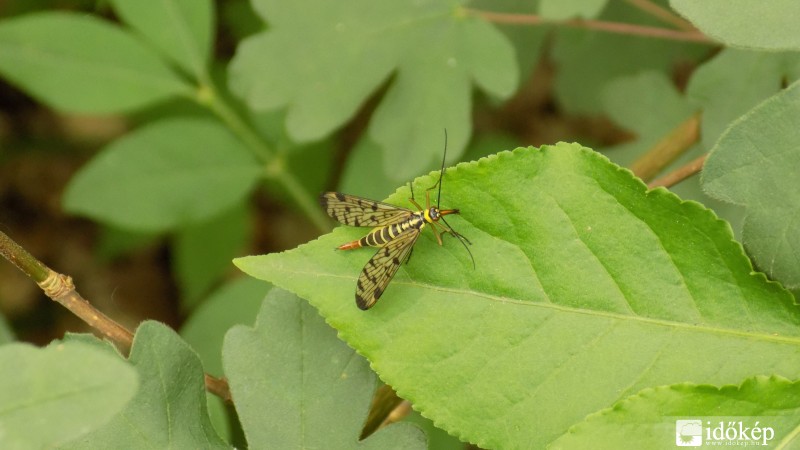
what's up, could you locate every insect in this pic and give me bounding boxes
[319,140,473,310]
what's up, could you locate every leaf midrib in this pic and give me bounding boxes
[279,268,800,345]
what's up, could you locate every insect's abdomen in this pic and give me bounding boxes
[357,213,425,248]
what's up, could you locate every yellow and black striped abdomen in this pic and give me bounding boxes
[359,212,426,247]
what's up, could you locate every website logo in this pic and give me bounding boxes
[676,420,702,447]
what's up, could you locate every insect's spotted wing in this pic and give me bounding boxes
[356,228,420,310]
[320,192,413,227]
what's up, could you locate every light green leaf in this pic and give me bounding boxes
[235,143,800,449]
[63,321,228,449]
[539,0,607,20]
[0,12,191,114]
[63,117,262,232]
[551,0,709,114]
[174,202,251,309]
[110,0,214,77]
[0,341,137,448]
[552,375,800,449]
[671,0,800,51]
[229,0,517,181]
[222,289,426,449]
[702,80,800,290]
[686,49,800,149]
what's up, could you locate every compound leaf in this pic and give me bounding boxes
[229,0,517,181]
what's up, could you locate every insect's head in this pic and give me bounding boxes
[427,207,459,222]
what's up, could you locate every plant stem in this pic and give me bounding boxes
[198,84,330,233]
[648,154,707,188]
[466,8,714,44]
[0,230,232,402]
[630,113,701,182]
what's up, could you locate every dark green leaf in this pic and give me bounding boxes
[222,289,426,449]
[63,321,228,449]
[63,117,262,232]
[0,341,137,448]
[0,12,191,113]
[110,0,213,77]
[551,1,709,114]
[230,0,517,182]
[702,80,800,290]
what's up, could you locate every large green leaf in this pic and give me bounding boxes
[0,12,191,113]
[235,143,800,449]
[229,0,517,182]
[63,117,262,232]
[552,375,800,448]
[109,0,213,78]
[702,80,800,291]
[222,289,426,449]
[0,341,137,448]
[671,0,800,51]
[63,321,228,449]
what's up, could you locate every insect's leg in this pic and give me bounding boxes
[428,222,446,246]
[407,182,424,210]
[434,219,472,245]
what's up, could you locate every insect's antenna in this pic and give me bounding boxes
[437,129,447,206]
[440,216,475,269]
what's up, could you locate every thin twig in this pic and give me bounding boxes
[466,8,714,44]
[630,113,702,182]
[0,230,232,402]
[623,0,697,31]
[648,154,707,188]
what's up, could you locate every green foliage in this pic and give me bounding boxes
[1,0,800,449]
[108,0,213,77]
[553,375,800,448]
[173,202,252,308]
[703,80,800,290]
[230,0,517,182]
[62,118,262,232]
[236,143,800,449]
[551,0,710,114]
[0,12,192,113]
[0,340,137,448]
[539,0,607,20]
[222,289,426,449]
[62,321,228,449]
[671,0,800,51]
